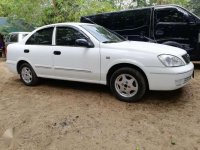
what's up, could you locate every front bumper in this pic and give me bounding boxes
[145,62,194,91]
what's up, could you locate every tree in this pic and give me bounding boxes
[149,0,189,6]
[0,0,115,26]
[188,0,200,16]
[0,0,44,26]
[41,0,115,24]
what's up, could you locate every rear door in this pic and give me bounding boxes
[24,27,54,77]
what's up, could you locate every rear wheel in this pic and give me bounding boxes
[110,67,147,102]
[19,63,39,86]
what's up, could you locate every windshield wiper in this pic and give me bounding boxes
[102,40,120,43]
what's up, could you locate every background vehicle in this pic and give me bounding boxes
[5,32,29,45]
[81,5,200,61]
[4,32,29,57]
[0,34,5,57]
[6,23,193,102]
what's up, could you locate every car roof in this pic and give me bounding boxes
[82,5,183,17]
[154,4,184,9]
[38,22,92,29]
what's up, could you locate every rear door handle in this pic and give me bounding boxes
[53,51,61,55]
[24,49,29,53]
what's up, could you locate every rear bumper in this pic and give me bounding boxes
[6,60,18,74]
[145,62,194,90]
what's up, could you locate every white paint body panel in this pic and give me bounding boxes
[6,23,194,91]
[53,46,100,81]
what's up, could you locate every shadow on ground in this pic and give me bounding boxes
[37,78,184,105]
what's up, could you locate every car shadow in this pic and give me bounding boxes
[39,78,185,105]
[144,89,184,103]
[41,78,110,94]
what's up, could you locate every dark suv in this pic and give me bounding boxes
[81,5,200,61]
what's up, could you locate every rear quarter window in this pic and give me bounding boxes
[26,27,54,45]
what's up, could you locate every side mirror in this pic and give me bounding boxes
[75,39,94,48]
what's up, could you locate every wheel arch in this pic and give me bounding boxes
[106,63,149,89]
[17,60,31,74]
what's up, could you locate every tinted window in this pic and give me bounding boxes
[156,8,187,23]
[56,27,87,46]
[10,34,18,42]
[112,9,150,30]
[26,27,53,45]
[82,8,151,31]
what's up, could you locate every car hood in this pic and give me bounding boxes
[100,41,186,56]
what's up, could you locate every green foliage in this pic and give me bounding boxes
[0,17,34,34]
[188,0,200,16]
[42,0,115,24]
[0,0,43,26]
[149,0,189,6]
[0,0,115,26]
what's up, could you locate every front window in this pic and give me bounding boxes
[156,8,188,23]
[56,27,87,46]
[81,25,124,43]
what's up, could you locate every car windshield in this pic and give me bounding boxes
[81,24,125,43]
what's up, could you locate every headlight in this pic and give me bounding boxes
[158,54,185,67]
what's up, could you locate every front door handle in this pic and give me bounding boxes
[155,30,164,36]
[53,51,61,55]
[24,49,29,53]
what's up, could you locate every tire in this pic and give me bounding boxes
[110,67,147,102]
[19,63,39,86]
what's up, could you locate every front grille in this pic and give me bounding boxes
[182,54,190,64]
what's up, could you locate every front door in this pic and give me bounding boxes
[154,7,195,56]
[53,26,100,82]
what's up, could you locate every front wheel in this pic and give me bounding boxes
[19,63,39,86]
[110,67,147,102]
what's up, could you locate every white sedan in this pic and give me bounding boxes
[6,23,194,102]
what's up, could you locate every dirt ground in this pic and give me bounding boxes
[0,58,200,150]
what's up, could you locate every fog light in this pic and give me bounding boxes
[175,79,184,86]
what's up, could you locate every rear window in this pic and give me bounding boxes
[10,34,18,42]
[155,8,187,23]
[111,9,151,30]
[26,27,53,45]
[82,8,151,31]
